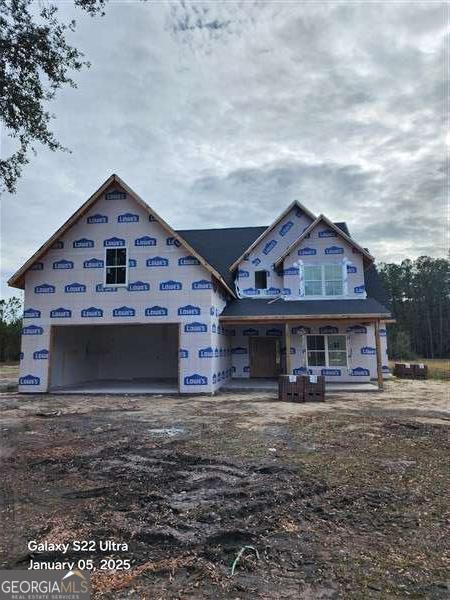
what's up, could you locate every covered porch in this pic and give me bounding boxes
[222,378,378,393]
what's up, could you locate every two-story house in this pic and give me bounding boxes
[9,174,392,394]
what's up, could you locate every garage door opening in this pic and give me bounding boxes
[49,323,179,394]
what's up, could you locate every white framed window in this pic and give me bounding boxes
[304,264,344,297]
[105,247,127,285]
[306,334,347,367]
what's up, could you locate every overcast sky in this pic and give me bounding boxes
[2,1,448,299]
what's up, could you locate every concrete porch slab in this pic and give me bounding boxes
[221,378,379,393]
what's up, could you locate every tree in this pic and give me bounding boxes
[0,296,23,362]
[0,0,108,193]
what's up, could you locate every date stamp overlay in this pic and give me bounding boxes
[0,539,131,599]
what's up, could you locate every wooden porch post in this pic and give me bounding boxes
[374,319,384,391]
[285,322,292,374]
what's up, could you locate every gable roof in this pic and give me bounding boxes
[8,174,235,296]
[228,200,317,272]
[273,213,374,269]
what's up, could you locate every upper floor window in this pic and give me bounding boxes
[304,264,343,297]
[105,248,127,285]
[255,270,268,289]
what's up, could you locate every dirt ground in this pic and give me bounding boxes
[1,380,449,599]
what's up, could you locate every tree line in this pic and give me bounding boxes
[0,296,22,362]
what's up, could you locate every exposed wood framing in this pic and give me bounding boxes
[374,319,384,391]
[285,322,292,374]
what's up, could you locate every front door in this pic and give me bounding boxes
[250,337,280,378]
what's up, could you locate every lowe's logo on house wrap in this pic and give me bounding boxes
[192,279,212,290]
[96,283,118,293]
[118,212,139,223]
[73,238,94,248]
[22,325,43,335]
[243,287,260,296]
[263,240,277,255]
[252,257,261,266]
[105,190,126,200]
[149,214,157,222]
[87,213,108,224]
[178,256,200,266]
[243,328,259,336]
[179,348,189,358]
[319,326,339,334]
[346,265,357,274]
[382,365,390,373]
[33,349,49,360]
[232,347,247,355]
[65,282,86,293]
[298,247,316,256]
[279,221,294,237]
[283,266,299,276]
[31,262,44,271]
[23,308,41,319]
[160,280,182,291]
[134,236,156,247]
[266,328,283,337]
[199,347,214,358]
[53,259,73,270]
[346,325,367,334]
[128,281,150,292]
[50,308,72,318]
[145,306,168,317]
[178,305,201,316]
[81,307,103,318]
[283,287,292,295]
[238,269,250,278]
[292,326,311,335]
[325,246,344,255]
[113,306,135,317]
[104,237,125,247]
[184,374,208,386]
[185,322,207,333]
[380,329,387,337]
[319,229,337,238]
[51,240,64,249]
[35,284,55,294]
[321,368,341,376]
[212,373,217,385]
[166,237,181,247]
[361,346,376,355]
[84,258,104,269]
[352,367,370,376]
[129,259,137,267]
[265,287,281,295]
[354,285,365,294]
[19,374,40,386]
[147,256,168,267]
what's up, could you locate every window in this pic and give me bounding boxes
[255,270,268,289]
[306,334,347,367]
[304,264,343,297]
[105,248,127,285]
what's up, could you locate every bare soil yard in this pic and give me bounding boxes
[0,380,449,599]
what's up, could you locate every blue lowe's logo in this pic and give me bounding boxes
[51,240,64,249]
[105,189,126,200]
[319,229,337,238]
[128,258,137,267]
[232,347,247,355]
[212,373,217,385]
[178,305,201,316]
[22,325,43,335]
[212,324,216,333]
[361,346,376,355]
[283,287,292,295]
[354,285,365,294]
[65,282,86,293]
[243,287,260,296]
[252,257,261,266]
[166,237,181,247]
[321,369,341,376]
[325,246,344,255]
[81,307,103,317]
[31,262,44,270]
[279,221,294,237]
[347,264,357,273]
[243,328,259,336]
[128,281,150,292]
[192,279,212,290]
[295,207,303,218]
[265,287,281,295]
[293,367,307,375]
[50,308,72,318]
[149,214,157,221]
[53,259,73,270]
[73,238,94,248]
[283,266,299,276]
[352,367,370,376]
[184,374,208,386]
[118,212,139,223]
[83,258,103,268]
[113,306,135,317]
[298,247,316,256]
[96,284,118,292]
[35,284,55,294]
[243,365,250,373]
[87,213,108,224]
[263,239,277,255]
[346,325,367,333]
[266,328,282,337]
[237,269,249,278]
[104,237,125,247]
[292,326,311,334]
[23,308,41,319]
[19,374,40,385]
[33,349,49,360]
[199,347,214,358]
[319,326,339,334]
[382,365,390,373]
[178,256,200,266]
[147,256,168,267]
[380,329,387,337]
[184,322,207,333]
[160,280,182,291]
[145,306,168,316]
[179,348,189,358]
[135,236,157,246]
